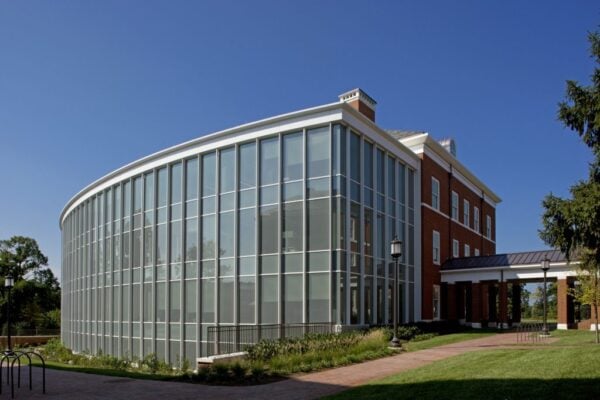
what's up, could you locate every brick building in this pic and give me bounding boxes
[394,133,501,321]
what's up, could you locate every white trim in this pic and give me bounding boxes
[399,133,501,204]
[60,101,420,226]
[557,323,568,330]
[441,261,580,284]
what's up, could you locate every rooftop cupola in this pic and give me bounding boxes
[339,88,377,122]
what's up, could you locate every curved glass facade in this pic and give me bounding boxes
[61,119,417,363]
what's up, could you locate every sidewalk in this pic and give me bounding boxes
[20,332,524,400]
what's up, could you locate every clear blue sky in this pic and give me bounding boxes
[0,1,598,281]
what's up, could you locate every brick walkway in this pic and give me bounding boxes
[13,332,533,400]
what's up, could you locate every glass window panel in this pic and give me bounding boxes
[171,163,182,204]
[260,205,278,254]
[308,199,329,251]
[283,131,303,181]
[284,274,302,323]
[156,224,167,265]
[238,208,256,256]
[186,158,198,201]
[282,202,303,252]
[387,156,396,199]
[132,230,142,268]
[219,277,234,323]
[377,213,385,259]
[171,262,182,280]
[143,283,152,321]
[201,215,215,259]
[283,181,303,202]
[260,255,278,274]
[239,189,256,208]
[283,253,302,273]
[157,208,167,224]
[239,256,255,275]
[219,211,234,257]
[124,181,132,217]
[260,185,278,205]
[307,126,329,178]
[239,142,256,189]
[376,148,385,194]
[309,273,329,322]
[333,124,346,176]
[185,261,197,279]
[260,275,278,324]
[133,177,142,214]
[185,218,198,261]
[350,132,361,183]
[398,163,406,204]
[220,192,235,211]
[219,258,234,277]
[202,152,216,196]
[201,279,214,322]
[308,251,329,272]
[122,285,130,321]
[170,221,182,263]
[185,200,198,218]
[364,209,373,256]
[171,203,182,221]
[114,185,122,220]
[170,281,181,322]
[201,260,215,278]
[220,147,235,193]
[202,196,215,215]
[143,173,154,211]
[157,168,167,208]
[350,203,360,254]
[260,137,279,185]
[132,284,140,321]
[185,280,196,322]
[408,169,415,209]
[143,227,153,266]
[364,141,373,188]
[307,177,329,198]
[239,276,255,324]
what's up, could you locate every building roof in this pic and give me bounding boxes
[386,130,426,140]
[441,249,568,271]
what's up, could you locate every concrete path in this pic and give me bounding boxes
[12,332,535,400]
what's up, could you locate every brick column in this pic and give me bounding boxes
[481,283,489,325]
[499,281,508,329]
[511,283,521,324]
[446,283,457,321]
[557,278,574,330]
[469,282,482,328]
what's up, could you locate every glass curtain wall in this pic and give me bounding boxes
[61,123,415,362]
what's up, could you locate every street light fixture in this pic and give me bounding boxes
[390,237,403,347]
[5,276,14,352]
[541,258,550,336]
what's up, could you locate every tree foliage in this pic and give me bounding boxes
[540,29,600,342]
[0,236,60,332]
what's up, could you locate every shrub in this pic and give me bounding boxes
[230,362,246,381]
[411,333,438,342]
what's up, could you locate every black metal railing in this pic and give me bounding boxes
[516,322,554,344]
[206,323,336,356]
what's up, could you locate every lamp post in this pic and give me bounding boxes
[5,276,14,352]
[390,237,403,347]
[541,258,550,336]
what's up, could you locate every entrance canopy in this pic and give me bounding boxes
[441,249,578,284]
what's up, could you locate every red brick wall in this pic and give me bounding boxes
[420,153,497,320]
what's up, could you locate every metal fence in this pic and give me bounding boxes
[206,323,336,356]
[516,323,553,344]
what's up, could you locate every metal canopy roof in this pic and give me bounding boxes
[441,249,568,271]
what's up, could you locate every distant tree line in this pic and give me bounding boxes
[0,236,60,334]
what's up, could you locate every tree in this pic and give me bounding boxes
[0,236,60,333]
[540,29,600,343]
[0,236,49,280]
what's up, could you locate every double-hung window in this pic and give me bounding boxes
[432,230,441,265]
[452,239,459,258]
[451,191,459,221]
[463,200,470,227]
[431,177,440,210]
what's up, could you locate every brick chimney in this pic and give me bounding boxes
[339,88,377,122]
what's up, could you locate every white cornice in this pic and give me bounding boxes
[60,101,421,228]
[399,134,501,205]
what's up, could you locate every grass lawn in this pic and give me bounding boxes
[402,331,496,352]
[326,330,600,400]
